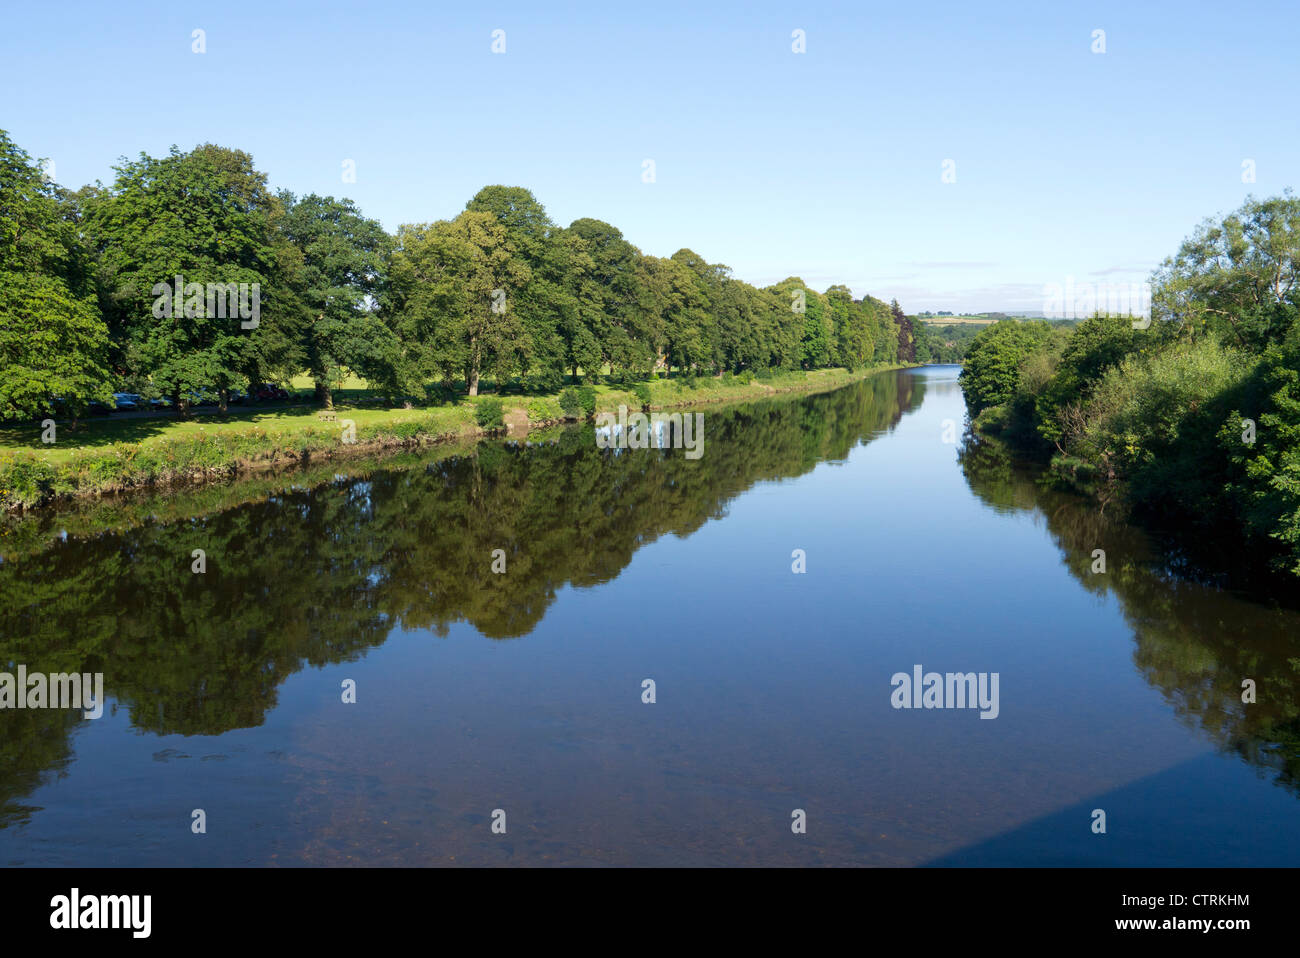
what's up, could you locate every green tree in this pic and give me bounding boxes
[466,186,569,388]
[0,130,113,422]
[1220,332,1300,574]
[959,320,1054,415]
[81,144,298,413]
[1151,192,1300,350]
[279,193,397,407]
[389,211,530,396]
[1034,314,1143,446]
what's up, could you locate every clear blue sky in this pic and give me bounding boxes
[4,0,1296,312]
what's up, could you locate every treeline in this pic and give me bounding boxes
[0,129,912,420]
[913,317,1078,365]
[912,320,983,363]
[958,193,1300,578]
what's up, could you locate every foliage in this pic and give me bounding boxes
[80,142,293,411]
[278,192,398,404]
[0,130,114,421]
[958,193,1300,578]
[473,396,504,430]
[958,320,1055,416]
[1218,333,1300,574]
[1150,192,1300,351]
[558,386,582,419]
[1,129,913,433]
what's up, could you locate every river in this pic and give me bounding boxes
[1,365,1297,865]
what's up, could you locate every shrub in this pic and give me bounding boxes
[0,454,60,508]
[632,383,652,410]
[1218,336,1300,574]
[1034,315,1144,445]
[1073,337,1253,515]
[474,397,504,430]
[577,385,597,419]
[525,397,560,421]
[558,386,582,419]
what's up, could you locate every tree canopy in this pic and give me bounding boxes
[1,130,911,420]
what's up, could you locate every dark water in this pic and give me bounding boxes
[2,366,1298,866]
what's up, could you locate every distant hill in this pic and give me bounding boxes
[908,312,1083,327]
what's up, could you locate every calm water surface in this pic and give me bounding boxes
[2,366,1298,865]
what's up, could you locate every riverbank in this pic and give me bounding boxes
[0,365,908,510]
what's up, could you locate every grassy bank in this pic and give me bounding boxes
[0,365,905,510]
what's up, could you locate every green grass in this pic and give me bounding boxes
[0,364,904,508]
[287,371,368,391]
[0,403,472,465]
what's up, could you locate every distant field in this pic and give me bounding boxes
[912,315,1053,326]
[288,372,368,391]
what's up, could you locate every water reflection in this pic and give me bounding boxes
[960,437,1300,799]
[4,366,1298,865]
[0,372,922,824]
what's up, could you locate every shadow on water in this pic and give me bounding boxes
[922,437,1300,864]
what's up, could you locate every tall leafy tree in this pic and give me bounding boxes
[1151,192,1300,350]
[279,193,396,407]
[0,130,114,423]
[388,212,530,395]
[81,144,298,412]
[465,187,570,388]
[892,299,916,363]
[565,218,654,378]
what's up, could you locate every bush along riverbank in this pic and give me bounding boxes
[0,365,907,510]
[956,195,1300,583]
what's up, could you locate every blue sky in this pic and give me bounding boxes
[4,0,1296,312]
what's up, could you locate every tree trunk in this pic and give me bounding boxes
[467,334,481,396]
[315,380,333,409]
[219,388,229,413]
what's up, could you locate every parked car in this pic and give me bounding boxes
[112,392,142,411]
[149,396,173,410]
[188,389,218,407]
[251,383,290,402]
